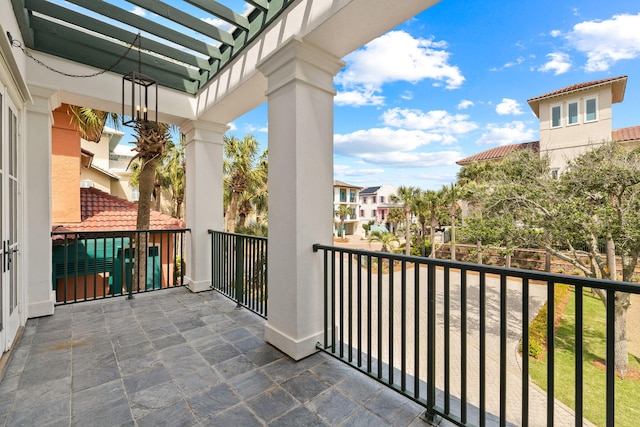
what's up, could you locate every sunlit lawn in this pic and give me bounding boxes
[529,287,640,427]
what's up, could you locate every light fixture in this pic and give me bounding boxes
[122,34,157,127]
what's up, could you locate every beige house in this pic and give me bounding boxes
[458,75,640,172]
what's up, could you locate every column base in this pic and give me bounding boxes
[27,290,56,318]
[264,323,323,361]
[186,277,211,293]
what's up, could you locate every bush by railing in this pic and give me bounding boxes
[209,230,267,318]
[51,229,188,304]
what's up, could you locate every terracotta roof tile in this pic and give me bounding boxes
[54,187,185,233]
[612,126,640,143]
[527,75,627,102]
[457,141,540,165]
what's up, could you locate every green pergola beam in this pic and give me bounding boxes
[245,0,269,11]
[25,0,214,73]
[184,0,250,31]
[9,0,34,46]
[126,0,236,46]
[63,0,223,60]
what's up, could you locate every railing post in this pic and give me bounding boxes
[235,235,244,308]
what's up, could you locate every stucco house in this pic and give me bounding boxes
[458,76,640,173]
[358,184,400,231]
[333,180,362,236]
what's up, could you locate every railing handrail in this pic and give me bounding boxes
[52,228,190,236]
[312,243,640,293]
[207,229,267,242]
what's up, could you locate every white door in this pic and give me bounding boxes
[0,91,21,352]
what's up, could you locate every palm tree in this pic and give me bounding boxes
[422,189,444,258]
[441,183,460,260]
[387,208,404,235]
[392,186,421,255]
[335,204,352,237]
[164,138,185,218]
[368,230,399,252]
[223,134,268,233]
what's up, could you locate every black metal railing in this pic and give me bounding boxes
[313,243,640,427]
[209,230,268,318]
[52,229,188,304]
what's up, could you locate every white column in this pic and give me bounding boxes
[25,84,60,318]
[258,37,344,360]
[181,120,228,293]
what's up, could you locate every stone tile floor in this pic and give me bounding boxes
[0,287,437,426]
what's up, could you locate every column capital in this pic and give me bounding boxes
[180,120,229,146]
[26,83,61,116]
[257,36,345,96]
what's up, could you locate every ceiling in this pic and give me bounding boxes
[9,0,294,95]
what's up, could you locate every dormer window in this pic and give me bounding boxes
[568,101,579,125]
[585,97,597,122]
[551,105,562,128]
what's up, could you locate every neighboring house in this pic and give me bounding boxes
[358,184,400,233]
[333,180,362,236]
[458,76,640,175]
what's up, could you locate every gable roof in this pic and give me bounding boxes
[456,141,540,165]
[333,180,362,190]
[527,75,627,117]
[53,187,185,233]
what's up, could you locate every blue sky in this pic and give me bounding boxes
[113,0,640,191]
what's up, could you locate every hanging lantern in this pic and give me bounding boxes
[122,34,157,127]
[122,71,157,127]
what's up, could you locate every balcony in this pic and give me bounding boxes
[5,231,639,426]
[0,287,428,426]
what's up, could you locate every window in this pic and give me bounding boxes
[372,196,377,204]
[362,196,367,203]
[130,185,140,201]
[360,209,365,217]
[372,209,377,217]
[585,97,597,122]
[350,191,356,203]
[551,168,559,180]
[340,189,346,202]
[551,105,562,128]
[380,210,385,220]
[568,101,578,125]
[380,196,385,203]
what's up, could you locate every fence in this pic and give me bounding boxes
[51,229,187,304]
[313,243,640,427]
[209,230,268,318]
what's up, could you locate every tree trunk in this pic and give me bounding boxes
[450,214,456,261]
[477,240,482,264]
[227,192,239,233]
[404,211,411,256]
[430,217,437,258]
[606,232,617,281]
[134,156,158,291]
[614,292,630,377]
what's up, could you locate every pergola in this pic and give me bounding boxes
[5,0,439,360]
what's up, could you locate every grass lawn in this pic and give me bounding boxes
[528,288,640,427]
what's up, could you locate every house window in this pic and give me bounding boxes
[372,209,377,217]
[551,168,559,179]
[350,191,356,203]
[585,97,597,122]
[372,196,377,203]
[360,209,365,217]
[380,196,385,203]
[362,196,367,203]
[380,210,385,220]
[551,105,562,128]
[568,101,578,125]
[340,189,347,202]
[130,185,140,201]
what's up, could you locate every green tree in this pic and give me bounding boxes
[223,134,268,233]
[368,230,399,252]
[462,143,640,375]
[393,186,421,255]
[441,183,461,260]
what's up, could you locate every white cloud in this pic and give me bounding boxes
[359,151,463,168]
[335,90,384,107]
[495,98,524,115]
[335,128,443,155]
[504,56,525,68]
[565,13,640,71]
[334,164,385,177]
[457,100,474,110]
[245,124,268,133]
[381,108,477,135]
[550,30,562,37]
[201,17,234,32]
[538,52,572,75]
[227,122,238,131]
[335,30,464,106]
[475,121,536,146]
[400,91,414,100]
[131,6,146,16]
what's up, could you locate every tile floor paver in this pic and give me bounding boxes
[0,287,431,427]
